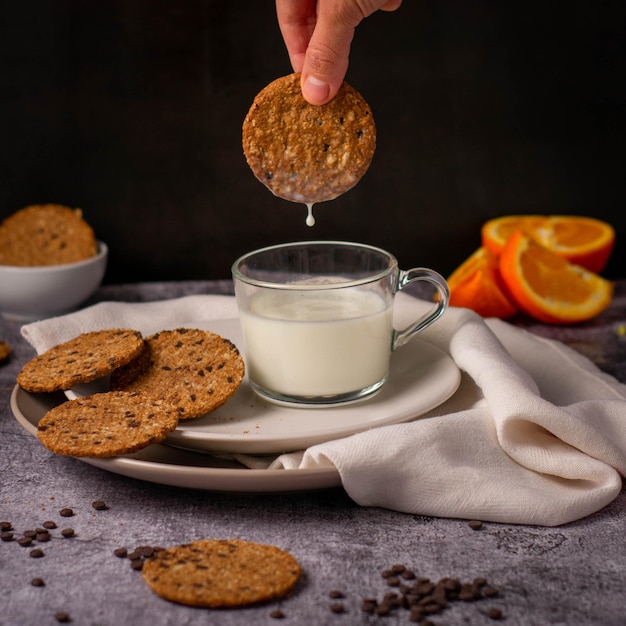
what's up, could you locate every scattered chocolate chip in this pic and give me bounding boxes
[59,508,74,518]
[42,521,58,529]
[269,609,285,619]
[18,537,33,547]
[328,590,345,599]
[91,500,108,511]
[0,521,12,531]
[361,599,377,613]
[130,559,144,571]
[61,528,75,538]
[483,586,499,598]
[136,545,155,557]
[36,532,51,542]
[329,602,345,613]
[23,529,37,538]
[31,577,45,587]
[487,607,503,619]
[0,532,14,542]
[468,520,484,530]
[30,548,45,558]
[54,611,71,623]
[113,547,128,558]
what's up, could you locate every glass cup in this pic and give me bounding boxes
[232,241,449,406]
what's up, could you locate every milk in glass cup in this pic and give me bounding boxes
[232,241,449,406]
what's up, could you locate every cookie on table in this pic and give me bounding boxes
[17,328,145,393]
[36,391,179,458]
[0,204,97,266]
[242,72,376,203]
[0,340,11,364]
[142,539,301,608]
[110,328,245,421]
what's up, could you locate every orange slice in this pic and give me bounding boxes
[482,215,615,273]
[499,231,614,324]
[447,247,518,318]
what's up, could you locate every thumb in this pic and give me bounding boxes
[300,30,352,105]
[300,4,358,105]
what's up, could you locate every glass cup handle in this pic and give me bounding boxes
[392,268,450,351]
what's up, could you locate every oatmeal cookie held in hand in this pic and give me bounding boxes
[242,72,376,204]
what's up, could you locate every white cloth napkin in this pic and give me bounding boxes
[22,294,626,526]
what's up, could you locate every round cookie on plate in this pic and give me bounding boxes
[242,72,376,204]
[17,328,145,393]
[110,328,245,420]
[36,391,180,458]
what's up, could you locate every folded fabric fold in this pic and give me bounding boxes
[22,293,626,526]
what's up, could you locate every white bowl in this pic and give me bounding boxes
[0,241,108,321]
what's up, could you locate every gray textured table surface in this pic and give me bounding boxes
[1,280,625,626]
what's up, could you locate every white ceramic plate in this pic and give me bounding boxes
[10,386,341,493]
[65,319,461,455]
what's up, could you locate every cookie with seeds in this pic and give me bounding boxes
[0,204,97,266]
[242,72,376,204]
[0,340,11,364]
[17,328,145,393]
[110,328,245,420]
[36,391,179,457]
[142,539,301,608]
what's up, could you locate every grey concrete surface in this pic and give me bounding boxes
[1,281,625,626]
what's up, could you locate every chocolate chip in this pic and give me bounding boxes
[91,500,108,511]
[42,521,57,529]
[30,548,45,558]
[113,547,128,558]
[0,532,14,542]
[31,577,45,587]
[361,599,377,613]
[136,545,155,557]
[329,602,345,613]
[61,528,75,538]
[468,520,483,530]
[269,609,285,619]
[54,611,71,623]
[130,559,144,571]
[328,590,345,599]
[23,529,37,538]
[18,537,32,547]
[59,508,74,518]
[487,607,503,619]
[483,586,499,598]
[36,532,51,542]
[0,521,12,531]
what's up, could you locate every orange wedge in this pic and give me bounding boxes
[482,215,615,273]
[499,231,614,324]
[447,247,518,318]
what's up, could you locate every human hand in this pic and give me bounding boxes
[276,0,402,105]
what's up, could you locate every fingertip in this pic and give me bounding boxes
[301,74,332,105]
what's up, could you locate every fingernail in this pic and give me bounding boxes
[303,75,330,104]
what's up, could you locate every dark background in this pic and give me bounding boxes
[1,0,624,283]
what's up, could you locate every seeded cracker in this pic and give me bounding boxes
[0,204,97,266]
[142,539,301,608]
[36,391,179,458]
[17,329,145,393]
[242,72,376,203]
[110,328,245,420]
